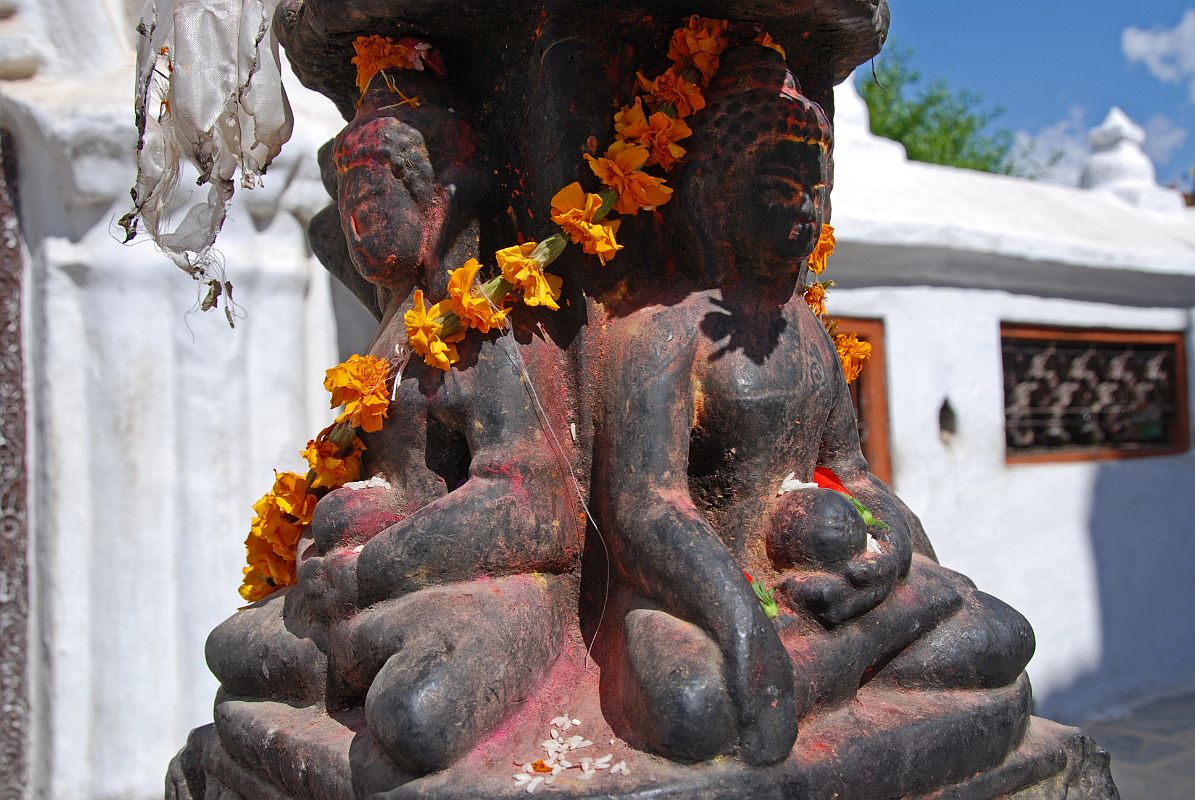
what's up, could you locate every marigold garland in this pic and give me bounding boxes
[798,223,872,383]
[240,354,394,602]
[240,17,873,602]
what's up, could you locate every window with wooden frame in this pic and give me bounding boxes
[836,317,892,484]
[1000,324,1190,463]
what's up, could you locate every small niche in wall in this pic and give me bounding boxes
[939,397,957,443]
[1000,323,1190,463]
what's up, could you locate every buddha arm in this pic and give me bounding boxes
[598,312,796,765]
[816,331,935,571]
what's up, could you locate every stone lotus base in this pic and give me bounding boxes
[167,674,1117,800]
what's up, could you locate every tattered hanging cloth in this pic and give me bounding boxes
[122,0,294,324]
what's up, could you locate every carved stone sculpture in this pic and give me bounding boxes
[170,2,1119,797]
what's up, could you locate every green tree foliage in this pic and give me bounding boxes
[858,45,1019,175]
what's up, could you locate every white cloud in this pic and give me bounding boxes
[1142,114,1190,165]
[1122,10,1195,101]
[1013,107,1089,185]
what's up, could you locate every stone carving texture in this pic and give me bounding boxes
[176,2,1120,798]
[0,130,28,800]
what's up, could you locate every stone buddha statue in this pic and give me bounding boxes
[171,2,1118,798]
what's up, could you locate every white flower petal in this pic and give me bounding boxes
[778,471,818,496]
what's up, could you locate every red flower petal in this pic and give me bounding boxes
[813,467,851,497]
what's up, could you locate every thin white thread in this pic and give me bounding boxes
[390,343,412,400]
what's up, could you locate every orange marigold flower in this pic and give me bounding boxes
[834,331,871,384]
[404,289,465,372]
[270,470,317,527]
[549,182,622,265]
[496,242,564,310]
[753,32,787,59]
[637,67,706,118]
[808,223,836,276]
[240,471,316,601]
[584,141,673,216]
[239,564,278,603]
[803,280,832,317]
[351,35,441,94]
[445,258,510,334]
[667,15,729,85]
[324,353,392,432]
[303,427,366,490]
[614,97,693,171]
[245,531,296,584]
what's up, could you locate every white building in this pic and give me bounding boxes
[831,80,1195,724]
[0,1,346,797]
[0,3,1192,796]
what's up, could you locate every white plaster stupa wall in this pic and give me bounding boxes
[0,0,348,795]
[832,76,1195,722]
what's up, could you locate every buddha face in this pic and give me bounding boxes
[333,101,477,288]
[680,46,832,275]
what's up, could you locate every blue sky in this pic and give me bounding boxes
[859,2,1195,189]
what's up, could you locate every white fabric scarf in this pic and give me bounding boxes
[125,0,294,323]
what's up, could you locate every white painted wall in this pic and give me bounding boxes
[831,77,1195,723]
[1,2,347,794]
[829,287,1195,720]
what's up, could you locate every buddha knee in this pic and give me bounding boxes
[205,589,328,701]
[617,609,735,763]
[365,652,464,774]
[883,590,1035,691]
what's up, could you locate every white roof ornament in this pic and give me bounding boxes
[832,72,907,162]
[1079,106,1185,215]
[121,0,295,325]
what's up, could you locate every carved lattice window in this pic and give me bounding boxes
[1001,324,1190,462]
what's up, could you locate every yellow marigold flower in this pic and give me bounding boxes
[803,281,832,317]
[445,258,511,334]
[240,471,314,601]
[614,98,692,171]
[404,289,465,371]
[754,32,787,59]
[239,565,277,603]
[271,471,317,527]
[637,67,706,118]
[808,223,836,276]
[303,426,366,490]
[584,141,673,216]
[324,353,391,433]
[835,332,872,384]
[245,533,295,589]
[496,242,564,310]
[249,493,303,556]
[667,15,729,85]
[550,182,623,266]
